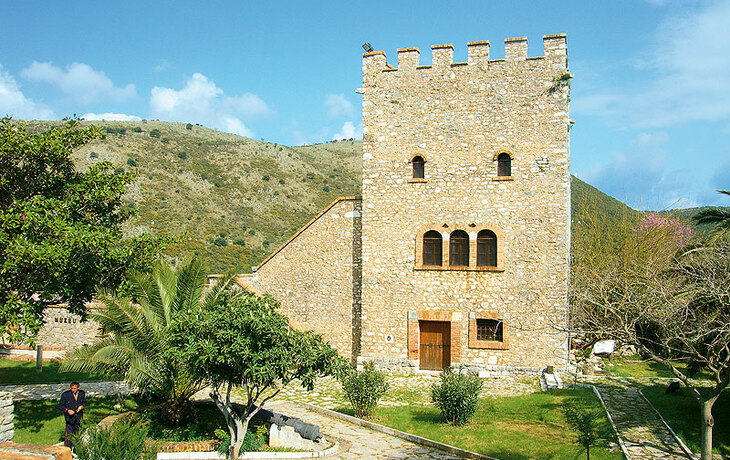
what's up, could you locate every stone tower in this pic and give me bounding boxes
[358,35,571,373]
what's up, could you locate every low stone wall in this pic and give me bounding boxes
[0,392,13,443]
[0,380,132,401]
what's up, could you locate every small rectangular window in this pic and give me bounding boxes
[476,318,503,342]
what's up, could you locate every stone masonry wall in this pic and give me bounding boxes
[5,304,103,352]
[359,36,571,370]
[34,304,102,351]
[249,197,362,361]
[0,392,13,443]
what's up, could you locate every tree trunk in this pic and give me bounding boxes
[699,397,716,460]
[230,417,251,459]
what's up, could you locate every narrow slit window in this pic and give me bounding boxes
[476,318,503,342]
[449,230,469,267]
[412,156,425,179]
[497,153,511,177]
[422,230,442,266]
[477,230,497,267]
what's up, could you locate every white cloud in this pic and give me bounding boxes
[81,112,142,121]
[574,0,730,128]
[332,121,362,141]
[221,117,253,137]
[150,73,270,137]
[325,93,354,117]
[0,65,55,119]
[21,62,136,105]
[581,132,696,209]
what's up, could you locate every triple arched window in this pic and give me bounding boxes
[418,226,501,270]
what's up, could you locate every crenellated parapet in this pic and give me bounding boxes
[363,34,567,75]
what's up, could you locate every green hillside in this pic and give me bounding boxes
[24,120,362,273]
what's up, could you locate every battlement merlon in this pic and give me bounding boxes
[362,34,567,75]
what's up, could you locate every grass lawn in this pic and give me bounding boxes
[0,358,117,385]
[13,396,139,445]
[641,384,729,457]
[601,355,712,380]
[338,388,624,460]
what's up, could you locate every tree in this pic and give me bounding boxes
[62,259,224,424]
[562,402,598,460]
[171,289,345,459]
[571,213,729,460]
[0,118,167,343]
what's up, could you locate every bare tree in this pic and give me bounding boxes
[571,214,729,460]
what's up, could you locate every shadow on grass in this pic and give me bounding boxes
[13,399,62,437]
[410,408,443,424]
[14,396,140,445]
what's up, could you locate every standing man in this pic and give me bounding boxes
[59,382,85,448]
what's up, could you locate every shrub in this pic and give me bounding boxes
[149,129,161,138]
[233,238,246,246]
[114,167,125,175]
[213,237,228,247]
[89,151,98,159]
[262,175,270,181]
[430,367,482,425]
[177,152,187,160]
[186,123,193,130]
[132,127,142,133]
[341,362,389,418]
[278,179,285,185]
[127,158,137,167]
[72,418,153,460]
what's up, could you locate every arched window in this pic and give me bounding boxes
[412,156,425,179]
[422,230,442,266]
[449,230,469,267]
[497,153,511,177]
[477,230,497,267]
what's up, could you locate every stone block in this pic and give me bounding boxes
[0,442,71,460]
[269,424,316,451]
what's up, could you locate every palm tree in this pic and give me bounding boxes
[694,190,730,242]
[61,258,232,424]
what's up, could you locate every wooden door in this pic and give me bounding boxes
[419,320,451,370]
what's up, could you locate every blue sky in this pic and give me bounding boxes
[1,0,729,209]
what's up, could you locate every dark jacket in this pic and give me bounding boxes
[59,389,86,425]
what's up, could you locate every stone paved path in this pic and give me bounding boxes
[266,400,462,459]
[0,381,131,400]
[592,379,691,460]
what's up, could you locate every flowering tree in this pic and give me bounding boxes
[571,213,728,460]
